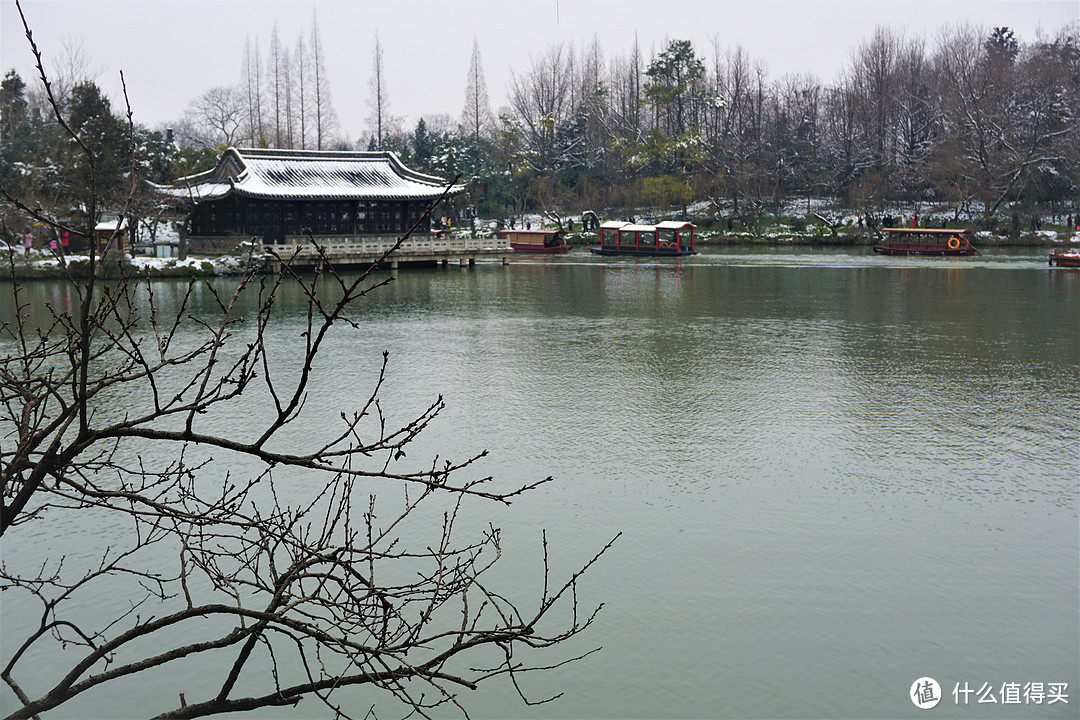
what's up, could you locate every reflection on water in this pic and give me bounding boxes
[2,248,1077,719]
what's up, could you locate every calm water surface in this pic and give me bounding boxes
[2,247,1077,719]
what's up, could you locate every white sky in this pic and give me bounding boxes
[2,0,1077,142]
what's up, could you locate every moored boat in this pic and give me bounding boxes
[872,227,978,256]
[1049,248,1080,267]
[499,229,571,254]
[588,220,697,256]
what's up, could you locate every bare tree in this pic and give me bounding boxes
[294,34,309,149]
[309,9,339,150]
[932,23,1059,219]
[1,5,613,718]
[184,85,245,147]
[283,40,295,147]
[607,37,645,146]
[22,35,102,119]
[268,23,285,147]
[507,44,573,171]
[241,37,264,146]
[460,37,494,143]
[367,32,388,149]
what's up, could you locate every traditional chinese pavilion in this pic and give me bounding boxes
[165,148,464,252]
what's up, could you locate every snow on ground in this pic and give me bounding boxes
[3,247,246,274]
[129,255,208,270]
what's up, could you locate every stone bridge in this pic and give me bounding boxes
[263,233,512,272]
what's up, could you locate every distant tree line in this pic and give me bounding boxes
[2,22,1077,231]
[473,24,1079,227]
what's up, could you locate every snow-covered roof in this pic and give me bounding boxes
[95,218,129,231]
[164,148,465,202]
[656,221,696,230]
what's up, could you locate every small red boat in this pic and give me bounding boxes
[873,227,978,256]
[1049,248,1080,267]
[499,229,571,254]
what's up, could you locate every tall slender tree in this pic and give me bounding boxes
[283,39,295,147]
[242,37,265,146]
[295,34,308,149]
[461,37,494,143]
[310,9,338,149]
[269,23,285,147]
[608,37,644,146]
[367,32,388,149]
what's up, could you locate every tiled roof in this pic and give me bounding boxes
[166,148,464,202]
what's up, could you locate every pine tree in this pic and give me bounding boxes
[1,69,28,142]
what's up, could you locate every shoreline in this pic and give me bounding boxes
[3,234,1075,281]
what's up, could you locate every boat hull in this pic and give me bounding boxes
[872,243,976,256]
[1049,251,1080,267]
[588,246,696,257]
[510,243,572,254]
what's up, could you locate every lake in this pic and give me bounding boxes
[2,247,1077,719]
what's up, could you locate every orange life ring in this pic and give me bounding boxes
[948,236,961,250]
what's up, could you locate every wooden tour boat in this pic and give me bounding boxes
[1049,248,1080,267]
[589,220,697,257]
[499,229,572,254]
[872,227,979,256]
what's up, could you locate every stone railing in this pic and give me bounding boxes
[264,234,509,257]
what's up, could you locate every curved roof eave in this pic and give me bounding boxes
[228,185,467,202]
[168,147,466,203]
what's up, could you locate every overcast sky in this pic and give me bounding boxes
[2,0,1077,142]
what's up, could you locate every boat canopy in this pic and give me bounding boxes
[498,229,565,246]
[593,219,696,255]
[882,227,972,235]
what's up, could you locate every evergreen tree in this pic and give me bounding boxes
[66,81,128,206]
[1,69,29,142]
[0,69,36,198]
[645,39,705,136]
[986,26,1020,63]
[412,117,434,171]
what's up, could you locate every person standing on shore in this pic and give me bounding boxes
[23,230,32,258]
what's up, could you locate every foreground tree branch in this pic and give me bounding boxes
[0,4,613,717]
